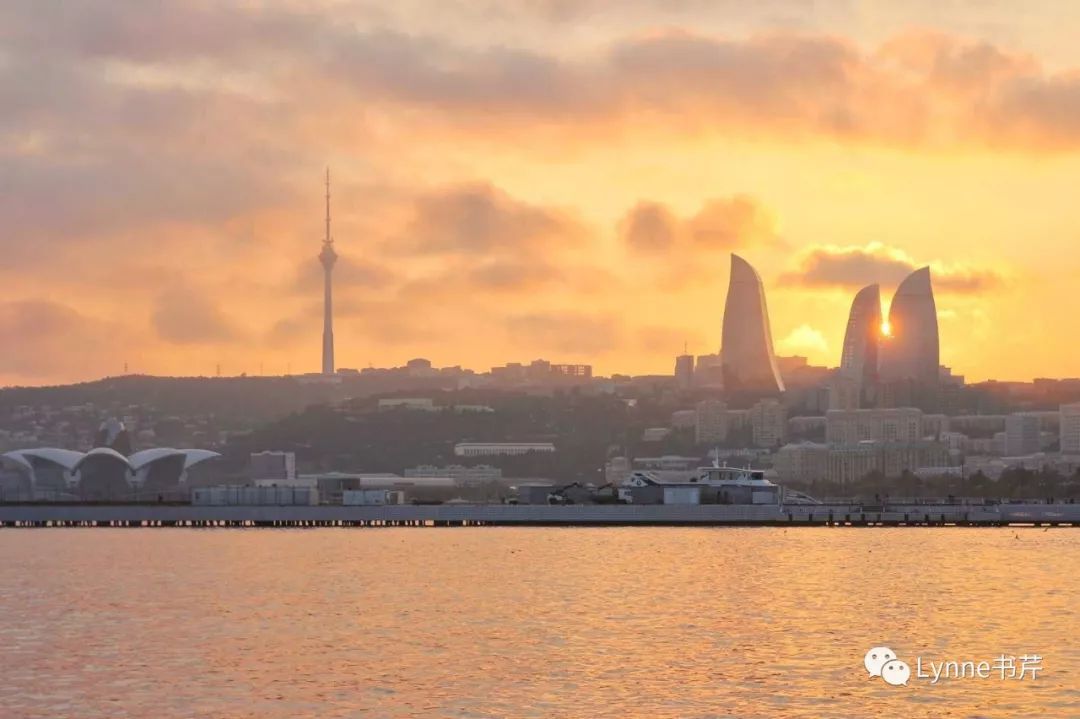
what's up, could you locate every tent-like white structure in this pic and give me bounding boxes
[2,447,220,490]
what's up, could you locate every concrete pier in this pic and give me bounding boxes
[1,502,1078,527]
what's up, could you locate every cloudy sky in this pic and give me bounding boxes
[3,0,1080,385]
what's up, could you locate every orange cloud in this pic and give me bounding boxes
[617,195,780,290]
[0,301,133,381]
[0,1,1074,383]
[152,285,245,344]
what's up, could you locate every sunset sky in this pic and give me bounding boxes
[3,0,1080,386]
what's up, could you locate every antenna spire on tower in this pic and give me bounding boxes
[324,166,332,247]
[319,167,338,376]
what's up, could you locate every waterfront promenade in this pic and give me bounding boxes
[2,502,1079,527]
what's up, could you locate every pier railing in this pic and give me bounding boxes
[1,502,1078,527]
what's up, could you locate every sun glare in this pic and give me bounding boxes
[880,321,892,337]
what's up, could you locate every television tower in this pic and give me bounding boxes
[319,168,337,375]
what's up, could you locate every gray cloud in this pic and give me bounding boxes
[619,195,777,255]
[324,30,599,115]
[403,182,587,255]
[780,245,1004,294]
[6,1,1080,153]
[617,195,780,290]
[3,3,1079,286]
[620,202,678,254]
[0,1,319,63]
[781,247,915,288]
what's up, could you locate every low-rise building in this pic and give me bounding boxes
[404,464,502,485]
[670,409,697,429]
[342,489,406,506]
[604,456,632,485]
[642,427,672,442]
[515,483,559,504]
[192,485,317,506]
[1061,403,1080,454]
[453,442,556,457]
[1004,413,1041,456]
[378,398,436,411]
[306,472,457,504]
[825,408,922,445]
[787,415,826,438]
[250,451,296,482]
[825,441,950,486]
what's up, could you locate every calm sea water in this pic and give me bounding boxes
[0,527,1077,718]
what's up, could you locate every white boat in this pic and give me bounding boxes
[619,463,783,505]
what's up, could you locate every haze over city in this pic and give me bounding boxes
[6,4,1080,719]
[5,0,1080,387]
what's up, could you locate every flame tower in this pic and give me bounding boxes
[720,254,784,394]
[319,168,337,375]
[839,283,882,406]
[879,267,939,384]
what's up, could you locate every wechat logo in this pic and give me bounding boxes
[864,646,911,687]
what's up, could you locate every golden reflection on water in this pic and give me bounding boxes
[0,527,1077,718]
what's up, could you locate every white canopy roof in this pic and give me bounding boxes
[3,448,85,471]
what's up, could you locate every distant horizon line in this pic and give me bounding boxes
[3,367,1079,392]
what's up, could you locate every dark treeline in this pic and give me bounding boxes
[791,467,1080,501]
[229,393,657,483]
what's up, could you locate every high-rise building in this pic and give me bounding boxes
[319,168,338,376]
[1061,403,1080,454]
[839,284,881,407]
[674,353,694,389]
[879,267,939,385]
[694,353,724,387]
[720,254,784,394]
[1004,413,1041,456]
[695,399,728,444]
[750,398,786,448]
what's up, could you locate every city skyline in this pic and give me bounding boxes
[4,6,1080,719]
[5,1,1080,387]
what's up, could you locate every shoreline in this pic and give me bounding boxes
[2,502,1079,527]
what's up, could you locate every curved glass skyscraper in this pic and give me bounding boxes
[840,283,882,393]
[879,267,939,384]
[720,254,784,394]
